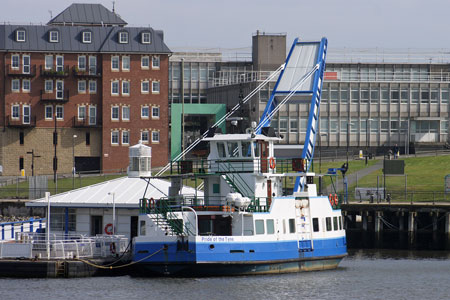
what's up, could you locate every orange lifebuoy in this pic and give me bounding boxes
[149,197,155,209]
[104,223,114,235]
[329,194,333,206]
[269,157,276,169]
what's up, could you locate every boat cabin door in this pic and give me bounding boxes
[259,141,269,173]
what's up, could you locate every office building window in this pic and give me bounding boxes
[111,56,119,71]
[111,81,119,95]
[152,131,160,143]
[122,56,130,71]
[111,131,119,145]
[141,81,149,93]
[152,81,160,93]
[141,106,149,118]
[45,106,53,120]
[442,88,449,104]
[111,106,119,120]
[290,118,298,133]
[141,131,149,143]
[78,56,86,70]
[122,131,129,145]
[152,107,160,119]
[56,105,64,120]
[122,81,130,95]
[122,106,130,121]
[141,56,149,69]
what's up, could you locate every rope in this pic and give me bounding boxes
[75,246,165,270]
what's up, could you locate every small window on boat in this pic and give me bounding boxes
[339,216,343,230]
[282,219,286,234]
[266,219,274,234]
[217,142,226,158]
[253,142,260,157]
[312,218,319,232]
[333,216,338,231]
[227,142,239,157]
[140,220,146,236]
[326,217,332,231]
[289,219,296,233]
[213,183,220,194]
[241,141,252,157]
[255,220,265,234]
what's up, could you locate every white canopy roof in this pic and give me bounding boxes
[26,177,201,208]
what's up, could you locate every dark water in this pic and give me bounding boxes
[1,249,450,300]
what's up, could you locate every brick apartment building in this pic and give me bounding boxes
[0,3,171,176]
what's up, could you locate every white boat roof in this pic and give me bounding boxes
[26,177,202,208]
[203,133,281,142]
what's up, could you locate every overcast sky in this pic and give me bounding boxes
[1,0,449,51]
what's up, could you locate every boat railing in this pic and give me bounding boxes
[139,196,270,214]
[170,158,308,175]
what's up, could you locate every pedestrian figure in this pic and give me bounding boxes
[393,144,399,159]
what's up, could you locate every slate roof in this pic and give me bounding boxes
[0,24,171,54]
[47,3,127,26]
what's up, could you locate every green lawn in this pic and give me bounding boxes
[0,174,125,199]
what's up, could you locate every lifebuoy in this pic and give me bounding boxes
[269,157,276,169]
[148,197,155,209]
[329,194,333,206]
[104,223,114,235]
[334,194,338,206]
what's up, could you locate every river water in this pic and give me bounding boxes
[1,249,450,300]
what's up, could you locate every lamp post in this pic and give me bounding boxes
[26,149,41,176]
[108,192,116,234]
[319,133,327,196]
[72,134,77,189]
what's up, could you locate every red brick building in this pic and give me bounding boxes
[0,4,170,175]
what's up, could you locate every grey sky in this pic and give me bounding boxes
[0,0,448,50]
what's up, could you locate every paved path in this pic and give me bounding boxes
[324,160,383,194]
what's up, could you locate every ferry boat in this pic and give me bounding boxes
[132,37,347,276]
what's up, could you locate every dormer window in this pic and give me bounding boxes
[16,30,26,42]
[119,31,128,44]
[49,31,59,43]
[82,31,92,43]
[141,32,151,44]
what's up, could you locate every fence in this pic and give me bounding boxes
[0,170,127,199]
[0,233,128,259]
[1,218,46,241]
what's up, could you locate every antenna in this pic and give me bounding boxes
[112,1,116,13]
[48,10,52,19]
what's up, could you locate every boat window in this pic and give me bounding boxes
[333,216,338,231]
[255,220,265,234]
[266,219,274,234]
[253,142,260,157]
[217,142,227,158]
[289,219,296,233]
[140,220,146,235]
[241,141,252,157]
[312,218,319,232]
[326,217,332,231]
[227,142,239,157]
[339,216,343,230]
[282,219,286,234]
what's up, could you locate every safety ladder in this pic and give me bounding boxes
[296,203,313,252]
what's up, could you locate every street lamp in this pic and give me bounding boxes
[72,134,77,189]
[318,133,328,196]
[108,192,116,235]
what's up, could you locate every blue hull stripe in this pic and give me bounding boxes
[134,237,347,264]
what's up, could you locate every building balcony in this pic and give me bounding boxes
[72,66,102,78]
[72,116,102,128]
[7,115,36,128]
[40,66,70,78]
[6,65,36,78]
[40,90,70,103]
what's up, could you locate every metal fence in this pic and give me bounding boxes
[0,233,128,259]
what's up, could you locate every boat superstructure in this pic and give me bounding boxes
[132,37,347,276]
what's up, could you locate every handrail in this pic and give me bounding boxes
[219,161,254,198]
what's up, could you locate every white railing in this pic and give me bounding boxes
[327,71,450,82]
[211,70,277,87]
[0,233,128,259]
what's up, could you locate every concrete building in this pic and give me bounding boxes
[0,3,171,176]
[170,33,450,158]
